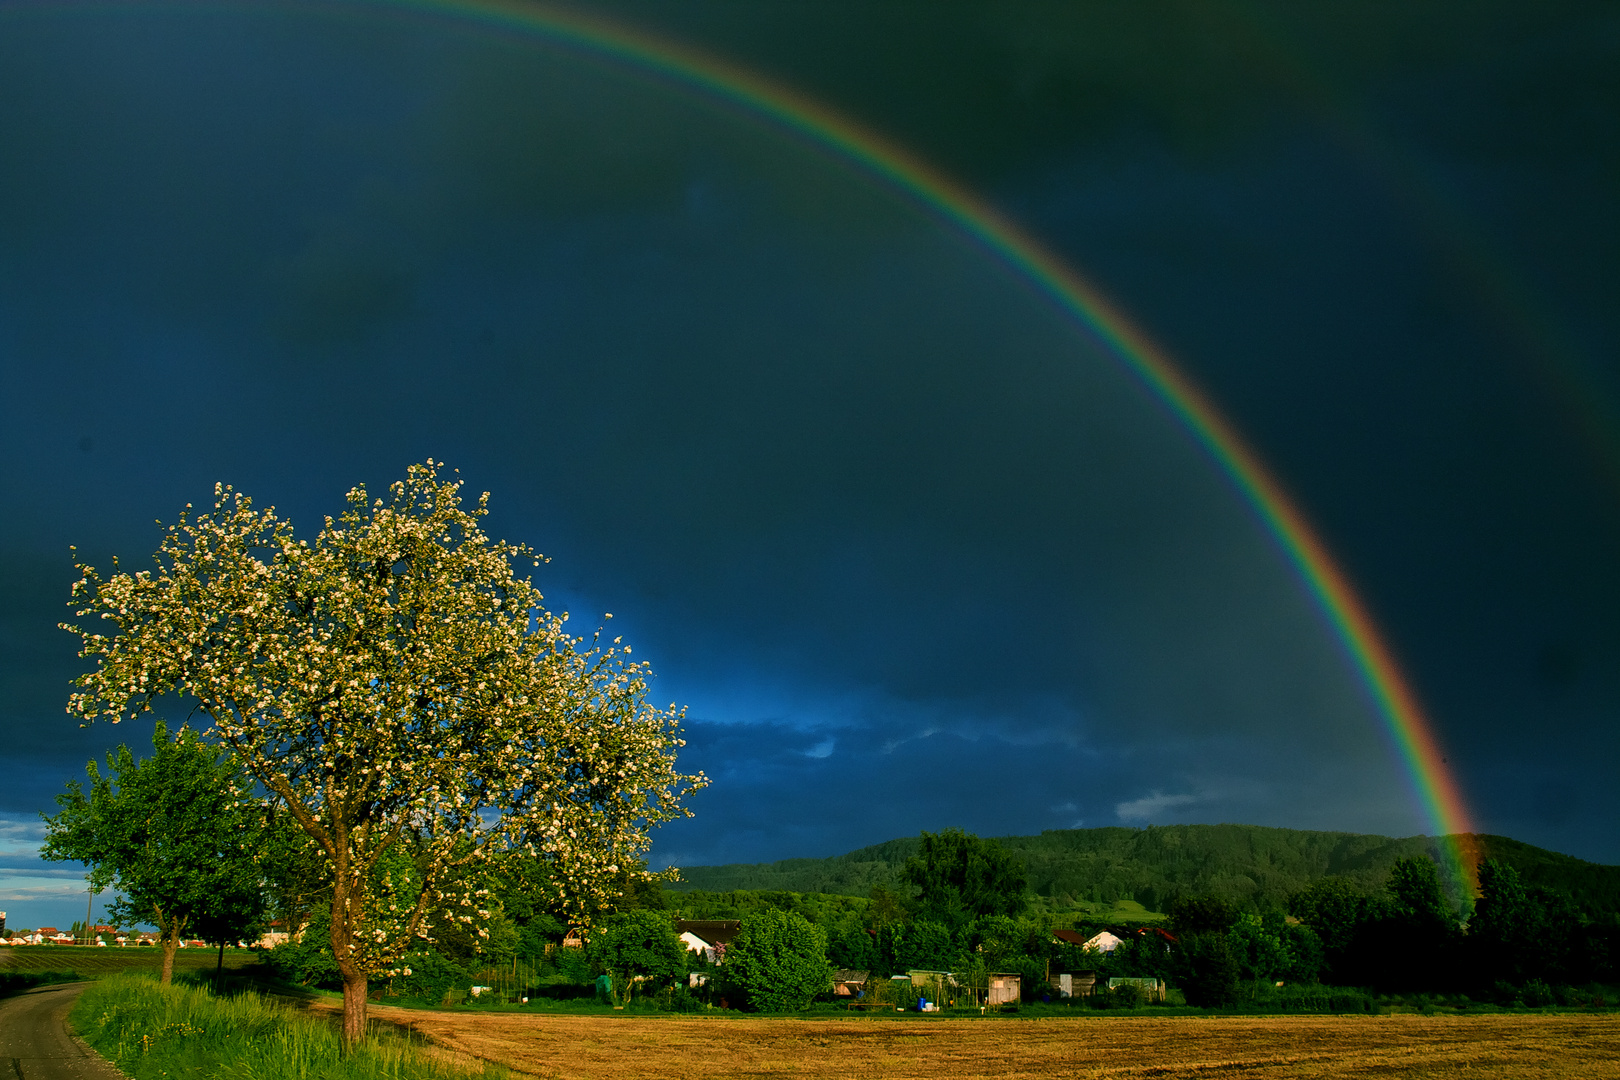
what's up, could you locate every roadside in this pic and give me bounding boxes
[0,982,126,1080]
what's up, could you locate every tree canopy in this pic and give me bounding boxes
[900,828,1028,924]
[41,721,265,984]
[62,462,705,1044]
[588,910,687,1001]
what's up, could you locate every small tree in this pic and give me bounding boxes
[725,909,829,1012]
[62,462,706,1046]
[41,721,265,985]
[588,909,686,1002]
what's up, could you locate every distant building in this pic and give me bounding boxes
[674,919,741,964]
[831,970,868,997]
[988,973,1022,1005]
[256,920,302,948]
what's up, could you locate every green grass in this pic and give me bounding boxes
[1,944,259,976]
[0,970,84,998]
[71,975,504,1080]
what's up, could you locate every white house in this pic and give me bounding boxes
[674,919,740,964]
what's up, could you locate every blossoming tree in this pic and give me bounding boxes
[63,462,706,1045]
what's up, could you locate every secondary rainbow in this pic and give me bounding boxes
[374,0,1476,864]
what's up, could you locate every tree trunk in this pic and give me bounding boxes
[331,878,367,1051]
[341,970,368,1048]
[159,921,180,986]
[215,940,225,993]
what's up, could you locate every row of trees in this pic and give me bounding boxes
[1165,855,1620,1006]
[1289,856,1619,995]
[44,463,704,1046]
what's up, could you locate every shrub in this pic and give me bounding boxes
[393,950,471,1006]
[1520,979,1555,1008]
[724,909,829,1012]
[1108,982,1145,1009]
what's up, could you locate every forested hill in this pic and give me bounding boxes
[670,825,1620,915]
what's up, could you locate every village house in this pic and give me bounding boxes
[256,919,301,948]
[674,919,741,964]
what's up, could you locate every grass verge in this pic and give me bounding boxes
[71,975,505,1080]
[0,970,84,998]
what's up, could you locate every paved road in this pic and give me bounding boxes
[0,983,125,1080]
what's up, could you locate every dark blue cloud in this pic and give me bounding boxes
[1,4,1615,926]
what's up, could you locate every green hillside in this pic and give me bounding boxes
[671,825,1620,916]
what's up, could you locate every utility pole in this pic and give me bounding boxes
[84,886,94,947]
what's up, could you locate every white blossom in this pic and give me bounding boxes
[62,462,706,992]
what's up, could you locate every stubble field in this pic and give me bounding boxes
[354,1007,1620,1079]
[0,944,257,977]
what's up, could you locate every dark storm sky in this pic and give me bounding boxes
[2,1,1616,927]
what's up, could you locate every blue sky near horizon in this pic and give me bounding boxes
[1,1,1616,931]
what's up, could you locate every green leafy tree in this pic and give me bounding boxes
[1469,860,1583,988]
[1228,913,1289,983]
[901,829,1028,925]
[825,916,878,971]
[1379,856,1460,991]
[1227,910,1321,986]
[1388,856,1457,932]
[724,909,830,1012]
[588,909,686,1001]
[61,462,706,1047]
[41,721,265,985]
[896,918,956,971]
[1289,877,1376,984]
[1169,895,1239,1007]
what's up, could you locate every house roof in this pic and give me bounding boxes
[832,970,869,983]
[1052,928,1088,946]
[674,919,741,944]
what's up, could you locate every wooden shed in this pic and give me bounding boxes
[988,972,1022,1005]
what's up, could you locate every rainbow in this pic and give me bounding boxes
[378,0,1476,871]
[36,0,1483,870]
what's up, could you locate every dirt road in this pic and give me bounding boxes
[347,1006,1620,1079]
[0,983,124,1080]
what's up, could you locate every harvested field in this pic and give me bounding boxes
[349,1007,1620,1079]
[0,944,257,977]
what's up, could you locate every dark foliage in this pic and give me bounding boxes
[1174,931,1240,1007]
[672,826,1619,921]
[1169,895,1238,936]
[900,829,1028,925]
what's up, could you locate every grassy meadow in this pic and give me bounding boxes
[70,975,503,1080]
